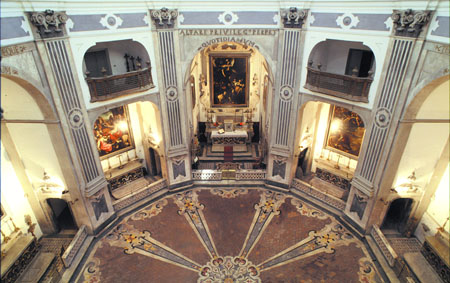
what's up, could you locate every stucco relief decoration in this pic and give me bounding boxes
[281,7,307,28]
[272,155,287,179]
[171,156,186,179]
[68,108,85,129]
[151,7,178,28]
[374,107,391,129]
[336,13,360,30]
[166,86,178,101]
[350,191,369,220]
[279,85,293,101]
[391,9,431,37]
[218,11,239,26]
[100,14,123,30]
[30,10,68,38]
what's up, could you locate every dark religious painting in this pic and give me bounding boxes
[326,106,365,157]
[210,54,249,107]
[93,106,134,159]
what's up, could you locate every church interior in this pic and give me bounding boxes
[0,1,449,282]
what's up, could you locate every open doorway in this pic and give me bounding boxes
[46,198,77,232]
[381,198,413,235]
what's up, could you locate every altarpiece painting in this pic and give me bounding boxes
[93,106,134,159]
[210,54,249,107]
[326,106,365,157]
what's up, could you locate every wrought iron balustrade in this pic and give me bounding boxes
[86,67,154,102]
[305,67,373,102]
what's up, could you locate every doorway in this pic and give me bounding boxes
[381,198,413,234]
[46,198,77,232]
[148,147,161,177]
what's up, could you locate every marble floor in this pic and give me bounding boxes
[76,188,385,283]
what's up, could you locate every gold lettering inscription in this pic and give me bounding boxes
[1,45,27,57]
[179,29,277,37]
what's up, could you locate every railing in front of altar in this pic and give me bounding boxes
[86,67,154,102]
[192,169,266,181]
[305,67,373,102]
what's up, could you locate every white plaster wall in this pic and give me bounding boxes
[6,123,66,189]
[415,165,450,242]
[69,31,160,110]
[392,123,448,189]
[84,40,150,75]
[1,77,44,120]
[1,143,43,239]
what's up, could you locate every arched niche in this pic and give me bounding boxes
[1,75,82,234]
[305,39,376,103]
[292,101,367,202]
[184,41,274,169]
[91,100,166,199]
[371,76,449,238]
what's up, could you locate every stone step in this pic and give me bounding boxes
[404,252,443,283]
[16,251,56,283]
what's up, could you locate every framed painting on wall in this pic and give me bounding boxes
[325,105,365,157]
[210,53,250,108]
[93,105,134,159]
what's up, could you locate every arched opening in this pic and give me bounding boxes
[305,39,376,102]
[1,75,76,236]
[381,198,414,234]
[186,41,274,172]
[294,101,366,202]
[93,100,165,199]
[83,39,154,102]
[46,198,77,232]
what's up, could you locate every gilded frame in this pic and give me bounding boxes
[93,105,135,160]
[325,105,365,158]
[209,53,250,108]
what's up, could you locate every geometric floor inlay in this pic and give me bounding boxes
[77,188,384,282]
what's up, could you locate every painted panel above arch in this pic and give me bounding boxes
[179,11,279,26]
[67,13,148,33]
[310,12,391,32]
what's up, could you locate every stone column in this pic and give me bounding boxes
[150,8,191,188]
[28,10,114,233]
[345,9,432,230]
[267,8,308,187]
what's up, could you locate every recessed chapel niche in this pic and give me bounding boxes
[295,101,366,202]
[187,41,273,163]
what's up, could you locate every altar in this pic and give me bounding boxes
[211,130,248,152]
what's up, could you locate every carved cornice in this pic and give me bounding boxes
[391,9,431,38]
[29,9,68,39]
[150,8,178,29]
[281,7,308,28]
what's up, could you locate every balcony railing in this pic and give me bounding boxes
[305,67,373,102]
[86,67,154,102]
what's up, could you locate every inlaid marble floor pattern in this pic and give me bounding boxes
[78,188,384,283]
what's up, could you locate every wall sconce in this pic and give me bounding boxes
[38,171,65,194]
[392,171,421,194]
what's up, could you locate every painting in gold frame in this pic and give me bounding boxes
[210,53,249,108]
[93,106,134,159]
[326,106,365,157]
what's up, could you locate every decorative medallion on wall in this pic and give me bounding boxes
[165,86,178,101]
[68,108,85,129]
[281,7,307,28]
[336,13,360,30]
[100,13,123,30]
[279,85,293,101]
[29,10,68,39]
[150,7,178,28]
[218,11,239,26]
[350,191,368,220]
[374,107,391,129]
[391,9,431,37]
